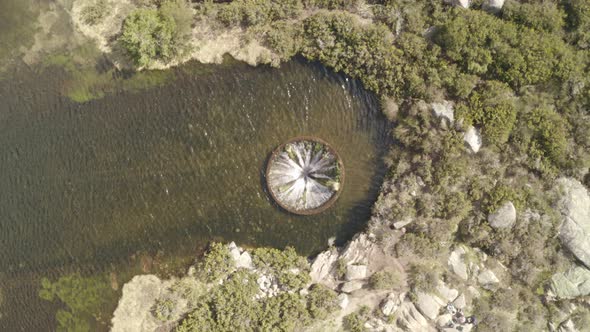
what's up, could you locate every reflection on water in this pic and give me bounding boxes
[0,58,390,329]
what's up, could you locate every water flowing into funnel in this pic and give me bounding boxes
[266,138,343,214]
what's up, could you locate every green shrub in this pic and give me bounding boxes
[306,284,338,319]
[81,0,110,25]
[252,246,310,290]
[119,1,193,67]
[259,293,311,331]
[455,81,516,147]
[301,12,404,96]
[153,298,175,321]
[434,10,580,88]
[564,0,590,48]
[368,270,402,290]
[343,306,370,332]
[197,242,234,283]
[407,262,440,294]
[502,0,565,33]
[303,0,360,10]
[177,269,261,331]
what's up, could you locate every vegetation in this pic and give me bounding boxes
[81,0,109,25]
[38,273,116,331]
[343,305,371,332]
[251,246,310,290]
[197,242,234,283]
[368,270,402,290]
[119,0,193,67]
[33,0,590,329]
[174,244,337,331]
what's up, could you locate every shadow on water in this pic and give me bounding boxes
[0,57,392,330]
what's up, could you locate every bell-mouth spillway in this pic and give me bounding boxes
[265,136,345,215]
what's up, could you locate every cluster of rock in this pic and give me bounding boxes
[111,241,305,331]
[111,175,590,332]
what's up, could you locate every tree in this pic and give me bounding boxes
[119,1,193,67]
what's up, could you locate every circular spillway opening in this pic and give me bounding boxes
[266,137,344,215]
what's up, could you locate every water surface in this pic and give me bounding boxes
[0,58,390,329]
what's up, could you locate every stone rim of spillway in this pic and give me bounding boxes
[266,137,344,215]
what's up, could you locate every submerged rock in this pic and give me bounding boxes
[550,265,590,299]
[557,178,590,268]
[487,201,517,229]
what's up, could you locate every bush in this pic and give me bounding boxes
[407,262,441,294]
[369,270,402,290]
[301,12,404,96]
[455,80,516,147]
[502,0,565,33]
[434,10,580,88]
[306,284,338,319]
[177,269,261,331]
[343,306,371,332]
[259,293,311,331]
[81,0,109,25]
[153,298,175,321]
[197,242,234,283]
[119,1,193,67]
[252,246,310,290]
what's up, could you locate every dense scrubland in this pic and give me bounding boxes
[37,0,590,331]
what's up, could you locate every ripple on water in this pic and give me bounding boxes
[0,59,391,330]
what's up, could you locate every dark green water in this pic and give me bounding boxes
[0,56,390,329]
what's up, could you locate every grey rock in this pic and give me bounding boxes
[345,264,368,281]
[448,247,469,281]
[487,201,517,229]
[483,0,505,13]
[463,126,482,153]
[432,101,455,123]
[477,269,500,290]
[445,0,470,9]
[310,247,339,283]
[341,280,365,293]
[235,252,253,270]
[550,265,590,299]
[436,314,453,328]
[415,291,444,320]
[557,178,590,268]
[453,294,466,309]
[558,319,579,332]
[111,275,165,332]
[337,293,349,309]
[396,301,435,331]
[340,233,375,265]
[437,281,459,302]
[380,292,404,316]
[393,218,413,229]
